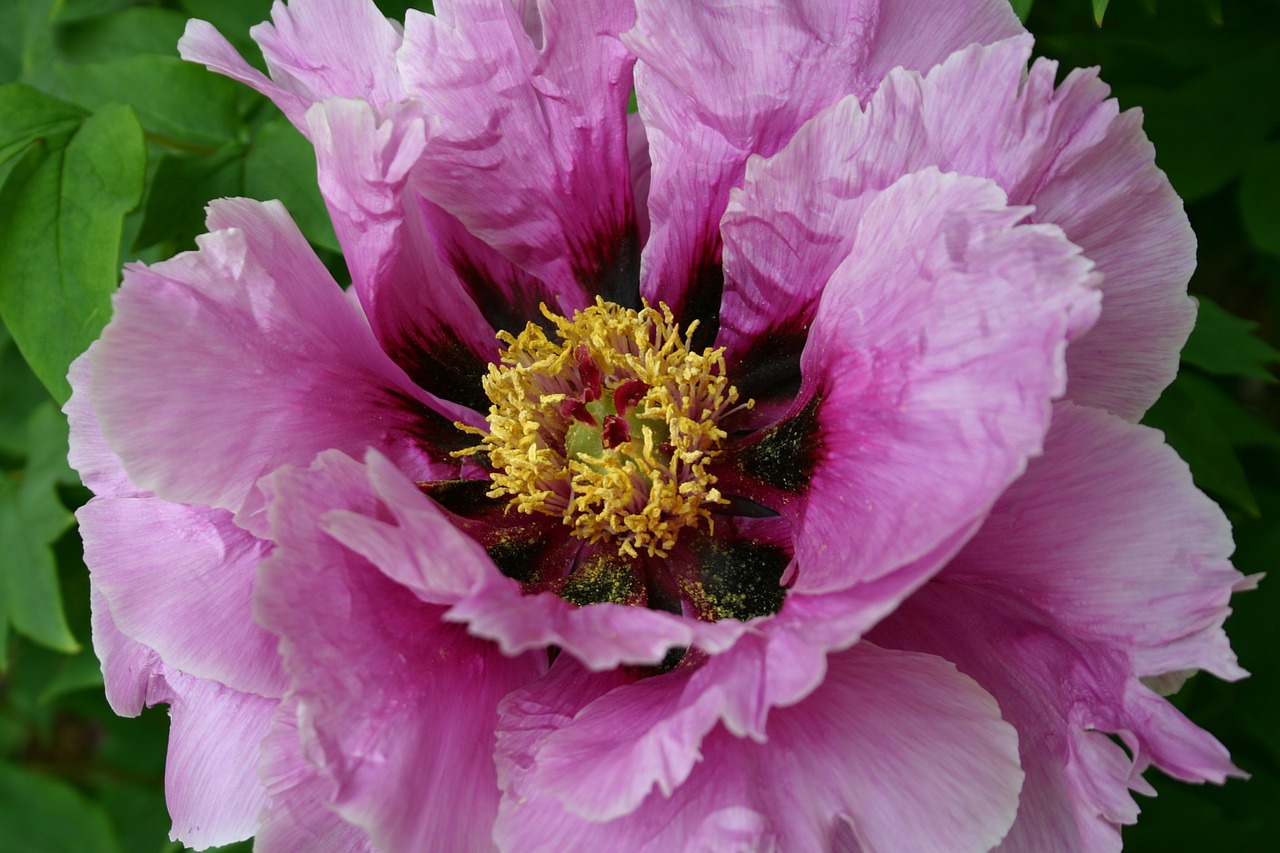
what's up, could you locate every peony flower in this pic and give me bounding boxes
[70,0,1252,850]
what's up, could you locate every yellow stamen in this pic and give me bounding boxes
[455,298,751,557]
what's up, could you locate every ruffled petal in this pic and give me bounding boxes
[90,586,275,849]
[178,19,312,129]
[92,198,462,516]
[497,644,1022,853]
[871,402,1246,850]
[179,0,404,133]
[78,496,286,698]
[859,0,1023,88]
[255,699,374,853]
[721,168,1100,598]
[721,36,1192,419]
[628,0,1022,331]
[89,585,161,717]
[319,451,747,669]
[152,670,277,850]
[65,347,142,499]
[252,0,404,109]
[306,98,498,412]
[254,450,546,852]
[398,0,640,304]
[883,36,1195,419]
[953,402,1245,682]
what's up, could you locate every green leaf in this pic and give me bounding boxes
[0,102,145,403]
[0,763,120,853]
[1125,772,1270,852]
[0,0,60,88]
[244,117,340,252]
[1118,46,1280,201]
[1009,0,1034,22]
[39,645,104,703]
[0,319,51,456]
[52,7,189,65]
[54,55,245,150]
[1142,375,1260,516]
[0,83,86,165]
[134,145,244,251]
[1093,0,1110,25]
[0,404,78,657]
[1175,372,1280,451]
[1182,297,1279,382]
[52,0,138,25]
[1241,142,1280,256]
[0,1,23,82]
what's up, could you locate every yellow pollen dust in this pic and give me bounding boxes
[455,298,751,557]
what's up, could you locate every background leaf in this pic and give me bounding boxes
[0,404,78,658]
[54,56,245,150]
[243,117,340,252]
[1241,142,1280,256]
[0,100,145,402]
[0,763,120,853]
[1182,296,1280,381]
[1143,375,1260,516]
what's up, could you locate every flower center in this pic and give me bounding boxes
[457,298,748,557]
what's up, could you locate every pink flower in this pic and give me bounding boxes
[70,1,1251,850]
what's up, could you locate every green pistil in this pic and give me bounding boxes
[564,395,671,474]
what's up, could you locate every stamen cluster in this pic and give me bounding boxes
[458,298,748,556]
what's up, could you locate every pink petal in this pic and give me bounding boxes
[89,585,161,717]
[398,0,640,302]
[498,644,1022,852]
[178,19,311,129]
[628,0,1022,324]
[90,587,276,848]
[721,36,1192,419]
[78,496,286,698]
[860,0,1023,87]
[953,402,1245,682]
[306,98,498,412]
[152,670,277,850]
[884,37,1195,419]
[318,450,747,670]
[723,168,1100,598]
[65,346,143,499]
[254,450,546,852]
[252,0,404,109]
[627,112,653,247]
[493,576,959,825]
[92,198,461,516]
[499,655,726,822]
[872,402,1246,849]
[179,1,404,134]
[256,699,374,853]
